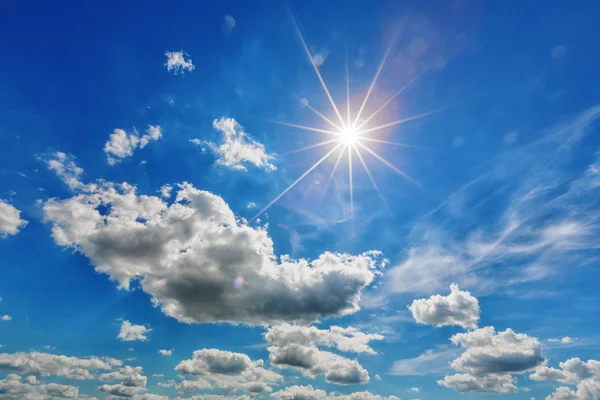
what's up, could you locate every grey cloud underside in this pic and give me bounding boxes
[42,166,384,324]
[409,283,480,329]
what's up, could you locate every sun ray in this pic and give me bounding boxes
[359,137,430,150]
[359,107,448,135]
[346,49,351,125]
[280,139,338,156]
[348,144,354,232]
[354,145,390,213]
[251,143,343,221]
[357,141,422,188]
[356,62,431,130]
[289,5,346,126]
[269,120,339,136]
[323,145,345,196]
[297,96,344,132]
[353,35,396,125]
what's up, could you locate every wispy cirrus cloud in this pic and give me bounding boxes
[387,106,600,296]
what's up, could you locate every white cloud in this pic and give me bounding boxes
[0,351,121,379]
[438,373,517,394]
[247,202,257,209]
[165,51,195,74]
[272,384,400,400]
[175,348,282,395]
[545,379,600,400]
[117,320,151,342]
[410,388,420,393]
[192,117,276,171]
[104,126,162,165]
[159,184,173,199]
[548,337,575,344]
[98,365,147,398]
[409,283,480,329]
[265,324,379,385]
[0,200,27,237]
[42,165,385,325]
[375,374,381,381]
[158,349,173,356]
[530,358,600,384]
[1,314,12,321]
[43,152,85,190]
[386,106,600,296]
[439,326,545,393]
[0,373,79,399]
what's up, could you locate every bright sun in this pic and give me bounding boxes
[339,124,359,145]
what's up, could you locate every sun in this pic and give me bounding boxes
[339,124,359,145]
[251,7,442,224]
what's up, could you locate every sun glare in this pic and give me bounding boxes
[339,124,359,145]
[251,8,442,225]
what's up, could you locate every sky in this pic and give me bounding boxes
[1,0,600,399]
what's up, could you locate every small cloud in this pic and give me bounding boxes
[0,200,28,237]
[375,374,381,381]
[165,50,195,74]
[192,117,276,172]
[159,184,173,199]
[117,320,151,342]
[152,373,164,378]
[104,126,162,165]
[548,337,574,344]
[247,202,257,209]
[158,349,173,356]
[1,315,12,321]
[222,15,236,35]
[43,345,56,350]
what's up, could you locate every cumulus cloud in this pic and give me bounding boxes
[117,320,151,342]
[192,117,276,171]
[0,351,121,379]
[98,365,147,398]
[42,163,384,325]
[175,348,282,395]
[265,324,378,385]
[409,283,480,329]
[158,349,173,356]
[1,314,11,321]
[159,184,173,199]
[0,199,27,237]
[272,384,400,400]
[43,151,85,190]
[532,360,600,400]
[165,51,195,74]
[387,106,600,296]
[104,126,162,165]
[438,326,545,393]
[0,373,79,399]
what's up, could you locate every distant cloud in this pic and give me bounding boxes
[158,349,172,356]
[0,374,79,399]
[192,117,276,172]
[0,200,27,237]
[117,320,151,342]
[104,126,162,165]
[375,374,381,381]
[1,315,12,321]
[530,357,600,399]
[175,348,282,394]
[409,283,480,329]
[410,388,420,393]
[164,50,195,74]
[548,337,575,344]
[0,351,121,379]
[265,324,382,385]
[272,384,399,400]
[42,152,85,190]
[98,365,147,398]
[247,202,257,209]
[439,326,545,393]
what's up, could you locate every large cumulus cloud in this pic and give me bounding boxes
[42,155,385,325]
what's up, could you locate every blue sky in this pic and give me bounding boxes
[1,1,600,399]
